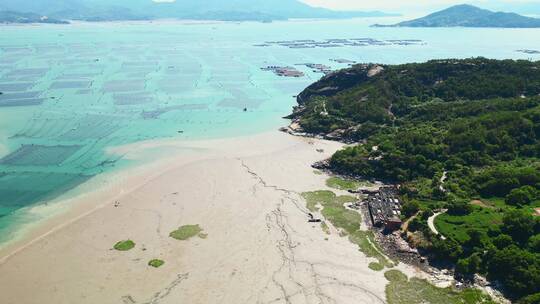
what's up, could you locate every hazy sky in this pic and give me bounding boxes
[300,0,540,14]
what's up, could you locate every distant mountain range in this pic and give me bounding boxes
[373,4,540,28]
[0,0,396,23]
[0,10,68,24]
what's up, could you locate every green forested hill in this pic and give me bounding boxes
[373,4,540,28]
[292,58,540,135]
[289,58,540,302]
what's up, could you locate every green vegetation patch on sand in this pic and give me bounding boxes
[369,262,384,271]
[321,199,362,234]
[301,190,351,212]
[384,270,495,304]
[113,240,135,251]
[302,190,394,268]
[349,230,394,268]
[326,176,361,191]
[169,224,204,241]
[148,259,165,268]
[385,269,408,282]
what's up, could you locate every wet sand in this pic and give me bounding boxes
[0,131,419,304]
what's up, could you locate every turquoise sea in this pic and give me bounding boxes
[1,18,539,244]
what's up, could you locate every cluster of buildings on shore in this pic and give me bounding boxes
[254,38,426,49]
[361,186,403,232]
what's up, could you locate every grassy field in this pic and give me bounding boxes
[321,199,362,234]
[434,196,540,243]
[349,230,394,267]
[435,206,502,243]
[481,197,540,219]
[384,269,408,282]
[169,224,204,241]
[301,190,356,212]
[384,270,496,304]
[415,199,446,211]
[113,240,135,251]
[302,190,394,268]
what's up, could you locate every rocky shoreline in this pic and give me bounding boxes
[280,116,361,144]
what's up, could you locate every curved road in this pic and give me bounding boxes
[427,210,447,240]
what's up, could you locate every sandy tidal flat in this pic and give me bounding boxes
[0,132,414,304]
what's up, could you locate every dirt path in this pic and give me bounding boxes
[427,210,447,240]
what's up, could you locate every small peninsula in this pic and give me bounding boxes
[373,4,540,28]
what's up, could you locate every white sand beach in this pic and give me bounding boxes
[0,131,419,304]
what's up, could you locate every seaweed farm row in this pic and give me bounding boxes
[255,38,426,49]
[516,49,540,54]
[261,62,346,77]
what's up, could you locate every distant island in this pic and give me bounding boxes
[0,10,68,24]
[373,4,540,28]
[0,0,397,23]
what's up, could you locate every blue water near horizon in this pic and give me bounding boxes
[0,18,539,243]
